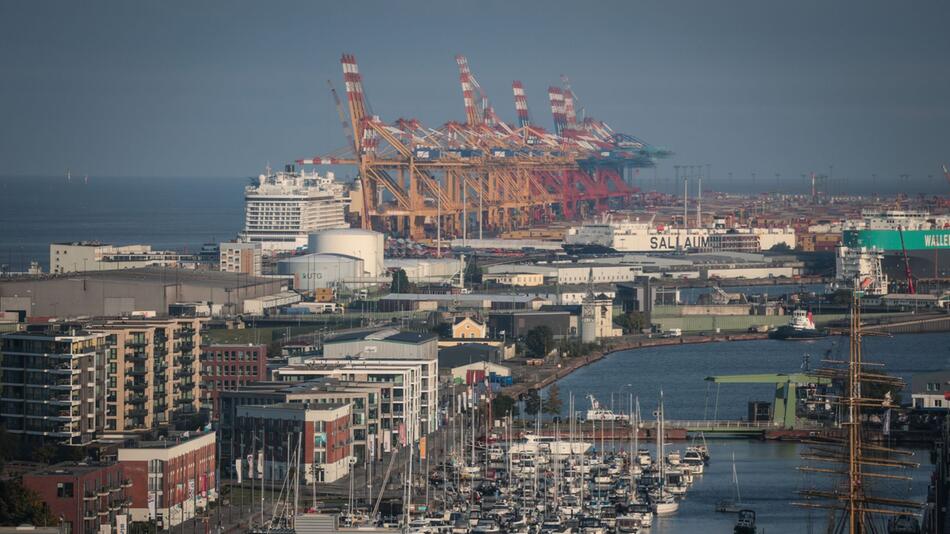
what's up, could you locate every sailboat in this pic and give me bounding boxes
[653,392,679,515]
[715,452,749,513]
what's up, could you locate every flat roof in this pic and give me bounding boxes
[380,293,544,303]
[3,267,279,289]
[25,461,116,477]
[325,327,436,344]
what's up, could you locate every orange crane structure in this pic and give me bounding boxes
[298,54,670,239]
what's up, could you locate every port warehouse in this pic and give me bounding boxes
[482,252,803,284]
[0,268,291,317]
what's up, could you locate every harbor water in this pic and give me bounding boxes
[0,175,245,270]
[546,333,947,532]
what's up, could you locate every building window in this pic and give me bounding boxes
[56,482,74,498]
[936,399,944,408]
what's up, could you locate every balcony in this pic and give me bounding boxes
[125,339,147,348]
[51,380,75,390]
[127,367,147,376]
[128,353,148,363]
[128,408,148,417]
[83,491,96,501]
[174,397,194,405]
[126,381,148,391]
[122,479,132,488]
[83,512,97,521]
[97,488,109,497]
[176,355,195,366]
[50,363,76,374]
[127,395,148,405]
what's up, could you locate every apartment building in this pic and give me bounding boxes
[22,462,131,534]
[219,242,263,276]
[0,326,107,445]
[273,362,424,448]
[317,328,439,435]
[218,379,389,471]
[91,317,205,433]
[118,432,217,529]
[199,343,268,418]
[234,402,352,483]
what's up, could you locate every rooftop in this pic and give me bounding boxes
[325,327,437,344]
[25,461,117,478]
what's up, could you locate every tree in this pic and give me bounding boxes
[614,311,646,334]
[390,268,410,293]
[525,325,553,357]
[543,384,563,415]
[0,480,54,526]
[523,389,542,416]
[769,242,792,253]
[464,255,483,286]
[491,394,519,417]
[431,322,452,339]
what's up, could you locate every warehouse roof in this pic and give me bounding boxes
[325,327,437,345]
[7,267,282,289]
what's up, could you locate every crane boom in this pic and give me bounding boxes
[897,225,915,294]
[327,79,356,154]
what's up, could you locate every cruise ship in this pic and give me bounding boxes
[838,210,950,283]
[239,166,350,254]
[563,214,796,254]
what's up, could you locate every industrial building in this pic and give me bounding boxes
[308,228,384,277]
[378,293,549,312]
[0,268,291,317]
[49,242,197,274]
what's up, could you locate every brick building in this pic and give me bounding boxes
[199,344,268,418]
[234,402,352,482]
[117,432,216,529]
[22,462,130,534]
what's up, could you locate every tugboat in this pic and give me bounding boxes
[768,309,829,340]
[733,510,757,534]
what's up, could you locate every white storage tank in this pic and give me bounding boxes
[277,253,365,291]
[308,229,384,277]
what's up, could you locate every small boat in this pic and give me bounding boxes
[716,452,751,513]
[584,394,630,422]
[734,509,757,534]
[654,494,680,515]
[683,448,706,474]
[768,309,829,340]
[616,515,641,533]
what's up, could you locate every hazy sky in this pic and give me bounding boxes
[1,0,948,193]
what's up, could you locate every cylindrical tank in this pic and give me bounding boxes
[308,229,384,277]
[277,253,364,291]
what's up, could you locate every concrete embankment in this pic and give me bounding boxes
[503,332,768,399]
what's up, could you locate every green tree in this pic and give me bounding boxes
[523,389,542,416]
[464,256,483,286]
[525,325,553,357]
[390,268,410,293]
[769,242,792,252]
[0,480,54,526]
[431,322,452,339]
[543,384,563,415]
[614,311,646,334]
[491,394,519,417]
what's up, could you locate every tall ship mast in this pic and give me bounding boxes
[239,165,350,254]
[794,290,921,532]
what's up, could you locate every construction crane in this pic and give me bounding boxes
[897,224,915,294]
